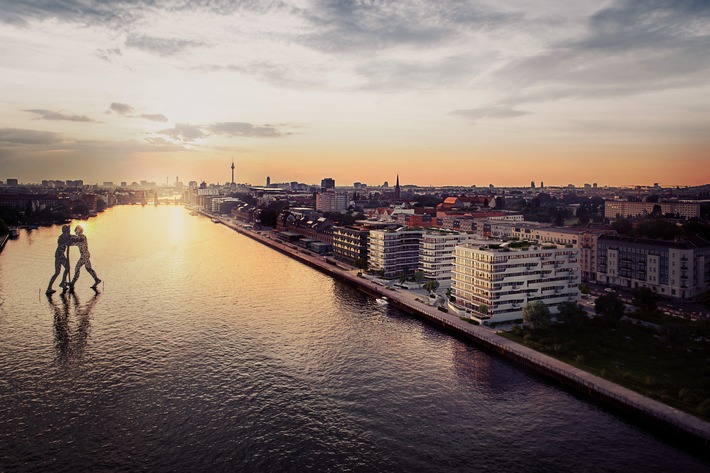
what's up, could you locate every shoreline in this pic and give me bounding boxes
[201,210,710,454]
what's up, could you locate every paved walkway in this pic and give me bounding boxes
[208,213,710,444]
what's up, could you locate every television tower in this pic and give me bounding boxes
[231,158,235,187]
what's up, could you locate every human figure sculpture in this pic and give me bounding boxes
[46,225,72,294]
[69,225,101,289]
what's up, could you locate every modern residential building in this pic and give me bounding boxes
[368,227,425,278]
[332,225,369,266]
[452,242,581,323]
[419,231,476,288]
[595,235,710,299]
[604,201,700,220]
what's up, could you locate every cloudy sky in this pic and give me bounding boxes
[1,0,708,187]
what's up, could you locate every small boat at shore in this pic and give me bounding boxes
[212,218,221,223]
[8,227,20,238]
[375,297,388,305]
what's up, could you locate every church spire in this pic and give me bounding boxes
[395,174,401,199]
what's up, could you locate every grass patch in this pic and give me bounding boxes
[459,317,479,325]
[501,317,710,421]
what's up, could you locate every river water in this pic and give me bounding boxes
[0,206,707,472]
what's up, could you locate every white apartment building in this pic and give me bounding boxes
[368,228,424,278]
[419,231,478,288]
[604,201,700,220]
[316,190,350,212]
[486,221,584,247]
[452,243,581,323]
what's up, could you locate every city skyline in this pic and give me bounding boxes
[1,1,709,186]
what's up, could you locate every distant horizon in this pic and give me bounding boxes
[3,175,709,191]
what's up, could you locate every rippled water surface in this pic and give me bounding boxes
[0,206,707,472]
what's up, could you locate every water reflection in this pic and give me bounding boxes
[47,291,100,365]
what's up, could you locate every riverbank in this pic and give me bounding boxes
[201,210,710,453]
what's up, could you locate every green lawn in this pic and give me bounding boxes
[500,315,710,421]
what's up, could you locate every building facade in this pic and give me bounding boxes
[368,228,424,278]
[595,235,710,299]
[332,225,369,266]
[452,243,581,323]
[604,201,700,220]
[316,190,349,212]
[419,231,475,288]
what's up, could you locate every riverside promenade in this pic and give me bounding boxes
[205,212,710,452]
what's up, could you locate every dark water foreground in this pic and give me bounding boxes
[0,206,707,472]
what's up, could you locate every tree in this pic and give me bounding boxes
[258,200,289,228]
[354,258,367,270]
[576,205,589,225]
[478,304,489,315]
[413,271,425,282]
[554,208,565,226]
[697,290,710,310]
[595,293,625,319]
[556,301,586,324]
[399,272,407,284]
[635,219,681,240]
[632,287,658,313]
[423,281,439,293]
[611,218,633,235]
[579,283,590,294]
[522,301,551,331]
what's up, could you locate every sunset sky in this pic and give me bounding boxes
[1,1,709,187]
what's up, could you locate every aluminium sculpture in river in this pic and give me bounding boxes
[45,225,72,294]
[46,225,101,294]
[69,225,101,289]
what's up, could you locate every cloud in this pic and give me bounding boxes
[95,48,122,63]
[450,107,531,121]
[0,128,62,145]
[353,53,496,91]
[125,34,205,56]
[158,123,207,142]
[23,109,97,123]
[108,103,168,122]
[294,1,518,54]
[110,102,134,115]
[208,122,283,138]
[0,0,268,27]
[491,0,710,104]
[140,114,169,123]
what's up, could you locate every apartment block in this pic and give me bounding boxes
[604,201,700,220]
[332,225,369,266]
[419,231,477,288]
[368,228,424,278]
[452,243,581,323]
[596,235,710,298]
[316,190,349,212]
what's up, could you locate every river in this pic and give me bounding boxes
[0,205,707,472]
